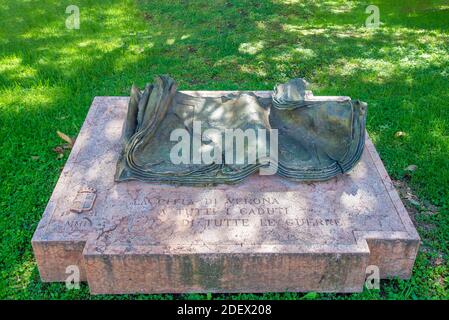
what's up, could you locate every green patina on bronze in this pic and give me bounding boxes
[115,75,367,185]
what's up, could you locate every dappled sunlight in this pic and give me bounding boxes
[1,0,153,86]
[282,25,327,35]
[282,24,378,40]
[271,46,316,64]
[104,119,125,142]
[274,0,301,4]
[0,56,37,82]
[256,21,267,30]
[273,0,358,12]
[20,24,67,41]
[271,52,295,63]
[76,38,124,52]
[214,55,239,67]
[238,41,265,55]
[325,34,448,83]
[425,118,449,146]
[327,1,358,14]
[0,86,60,111]
[293,46,316,59]
[328,58,396,81]
[166,38,176,45]
[101,4,140,29]
[239,64,268,77]
[10,257,36,293]
[340,189,377,215]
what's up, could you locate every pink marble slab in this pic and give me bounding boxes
[32,94,420,294]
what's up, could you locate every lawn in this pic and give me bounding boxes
[0,0,448,299]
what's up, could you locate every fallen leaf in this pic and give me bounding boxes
[52,146,64,154]
[143,12,153,20]
[395,131,407,138]
[405,164,417,172]
[57,131,75,147]
[434,256,443,266]
[187,46,197,53]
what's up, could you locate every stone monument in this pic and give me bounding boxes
[32,76,419,294]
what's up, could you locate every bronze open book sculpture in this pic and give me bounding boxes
[115,76,367,185]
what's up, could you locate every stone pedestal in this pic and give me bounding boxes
[32,94,420,294]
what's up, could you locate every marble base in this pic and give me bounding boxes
[32,94,420,294]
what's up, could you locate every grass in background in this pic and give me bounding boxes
[0,0,448,299]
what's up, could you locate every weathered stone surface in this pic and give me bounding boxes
[32,95,420,294]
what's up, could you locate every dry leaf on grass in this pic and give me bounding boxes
[52,146,64,154]
[405,164,418,172]
[395,131,407,138]
[56,130,75,148]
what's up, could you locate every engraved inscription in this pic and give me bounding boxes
[64,217,93,232]
[126,192,344,234]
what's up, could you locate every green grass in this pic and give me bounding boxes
[0,0,448,299]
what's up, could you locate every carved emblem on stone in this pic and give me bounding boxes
[70,187,97,213]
